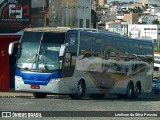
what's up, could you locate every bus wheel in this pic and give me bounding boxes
[133,82,141,99]
[126,82,134,99]
[69,80,85,99]
[89,94,105,99]
[33,92,47,98]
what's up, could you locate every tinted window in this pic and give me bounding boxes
[22,31,43,42]
[42,32,65,44]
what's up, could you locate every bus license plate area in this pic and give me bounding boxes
[31,85,40,89]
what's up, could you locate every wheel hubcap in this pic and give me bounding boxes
[129,88,132,96]
[77,83,82,95]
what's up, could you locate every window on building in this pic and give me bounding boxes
[144,28,150,30]
[154,67,159,71]
[86,19,90,28]
[79,19,83,28]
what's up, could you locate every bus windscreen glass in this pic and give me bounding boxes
[16,32,65,72]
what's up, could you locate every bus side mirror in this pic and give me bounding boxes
[8,41,18,55]
[59,43,68,57]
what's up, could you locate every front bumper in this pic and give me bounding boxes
[15,77,73,94]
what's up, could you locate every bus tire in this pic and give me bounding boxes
[33,92,47,98]
[126,82,134,99]
[133,82,141,99]
[69,80,85,99]
[89,94,105,99]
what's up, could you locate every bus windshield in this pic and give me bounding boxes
[16,31,65,72]
[38,43,61,71]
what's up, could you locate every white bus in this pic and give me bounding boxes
[9,27,153,99]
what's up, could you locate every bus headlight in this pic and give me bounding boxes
[15,76,23,82]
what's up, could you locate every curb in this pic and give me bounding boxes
[0,92,32,97]
[0,92,69,99]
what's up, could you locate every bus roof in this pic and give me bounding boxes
[72,28,121,36]
[24,27,70,32]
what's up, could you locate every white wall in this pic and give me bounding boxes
[150,7,160,15]
[128,24,160,40]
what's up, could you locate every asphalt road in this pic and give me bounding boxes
[0,93,160,120]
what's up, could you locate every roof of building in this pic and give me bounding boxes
[106,20,121,25]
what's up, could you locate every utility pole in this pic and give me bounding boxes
[66,0,69,26]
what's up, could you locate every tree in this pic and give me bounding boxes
[128,7,143,13]
[134,7,143,13]
[152,19,159,24]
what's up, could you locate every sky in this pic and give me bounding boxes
[107,0,139,4]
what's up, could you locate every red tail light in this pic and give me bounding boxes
[31,85,40,89]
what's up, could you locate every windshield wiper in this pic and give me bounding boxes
[38,55,49,71]
[34,32,44,64]
[31,32,45,70]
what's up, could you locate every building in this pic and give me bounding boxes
[138,13,158,24]
[150,6,160,15]
[128,24,160,53]
[148,0,160,4]
[106,20,121,31]
[0,0,31,91]
[140,0,160,5]
[49,0,93,28]
[49,0,77,27]
[106,20,128,35]
[130,2,148,11]
[153,53,160,77]
[32,0,49,27]
[99,0,106,6]
[77,0,92,28]
[139,0,148,4]
[128,24,160,47]
[124,13,139,24]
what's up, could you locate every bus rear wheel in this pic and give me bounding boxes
[133,82,141,99]
[33,92,47,98]
[126,82,134,99]
[69,80,85,99]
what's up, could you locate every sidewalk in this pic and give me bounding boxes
[0,91,32,97]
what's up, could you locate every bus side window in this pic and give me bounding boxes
[64,52,72,70]
[62,51,77,77]
[62,52,71,77]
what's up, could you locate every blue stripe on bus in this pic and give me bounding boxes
[15,69,61,85]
